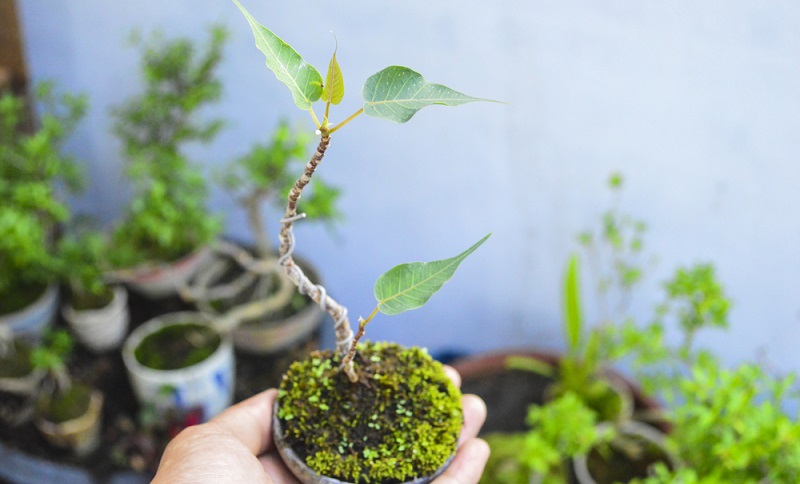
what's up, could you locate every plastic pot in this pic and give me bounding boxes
[62,286,130,353]
[35,389,104,457]
[113,246,212,299]
[272,400,455,484]
[0,284,58,340]
[572,420,679,484]
[122,312,234,421]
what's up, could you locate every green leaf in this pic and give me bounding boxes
[362,66,494,123]
[374,234,491,315]
[564,254,582,353]
[232,0,322,109]
[321,46,344,105]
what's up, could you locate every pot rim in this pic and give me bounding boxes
[272,399,455,484]
[0,283,59,323]
[122,311,231,382]
[572,420,680,484]
[61,285,127,320]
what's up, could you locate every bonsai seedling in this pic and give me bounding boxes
[110,27,225,276]
[233,1,495,481]
[0,83,86,317]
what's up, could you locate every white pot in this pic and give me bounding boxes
[122,312,234,421]
[0,284,59,340]
[62,286,130,353]
[113,246,212,299]
[233,301,324,355]
[0,368,46,396]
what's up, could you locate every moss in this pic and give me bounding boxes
[278,341,462,483]
[38,384,92,424]
[135,323,220,370]
[0,339,35,378]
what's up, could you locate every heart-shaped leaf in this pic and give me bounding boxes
[362,66,493,123]
[374,234,491,316]
[321,47,344,105]
[564,254,583,354]
[232,0,322,110]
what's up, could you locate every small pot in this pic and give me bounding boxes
[35,389,103,457]
[122,311,234,421]
[233,300,324,354]
[113,246,212,299]
[272,400,455,484]
[0,368,45,396]
[572,420,679,484]
[62,286,130,353]
[0,284,58,340]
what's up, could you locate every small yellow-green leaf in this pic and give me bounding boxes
[232,0,322,110]
[362,66,496,123]
[374,234,491,316]
[321,47,344,105]
[564,254,582,354]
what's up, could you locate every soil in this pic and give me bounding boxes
[0,289,323,479]
[586,434,673,483]
[68,285,115,312]
[0,281,47,315]
[38,384,92,424]
[0,339,35,378]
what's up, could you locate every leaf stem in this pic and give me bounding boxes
[328,108,363,135]
[324,100,332,124]
[308,108,321,129]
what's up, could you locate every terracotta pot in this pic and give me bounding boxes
[62,286,130,353]
[113,246,212,299]
[0,284,58,340]
[122,312,234,421]
[272,400,455,484]
[452,349,668,434]
[572,420,679,484]
[35,390,103,457]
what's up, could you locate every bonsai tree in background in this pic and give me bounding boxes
[186,120,341,328]
[0,82,86,314]
[233,0,495,481]
[110,27,226,273]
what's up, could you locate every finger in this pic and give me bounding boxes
[260,452,302,484]
[209,388,278,456]
[443,365,462,388]
[432,438,490,484]
[458,394,487,447]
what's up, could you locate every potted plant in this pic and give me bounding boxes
[0,83,87,338]
[32,330,104,457]
[108,27,226,298]
[121,311,234,423]
[184,119,341,354]
[232,0,495,481]
[0,335,45,397]
[57,231,130,353]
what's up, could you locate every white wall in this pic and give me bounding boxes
[17,1,800,372]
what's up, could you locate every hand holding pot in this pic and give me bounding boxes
[153,366,489,484]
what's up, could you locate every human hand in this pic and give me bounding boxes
[153,365,489,484]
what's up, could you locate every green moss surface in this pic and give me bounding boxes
[38,384,92,424]
[134,323,220,370]
[0,340,35,378]
[278,341,462,483]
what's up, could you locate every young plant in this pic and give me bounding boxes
[57,231,114,310]
[233,0,495,381]
[0,83,87,311]
[110,27,226,268]
[233,1,494,480]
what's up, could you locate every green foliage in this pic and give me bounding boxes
[659,263,730,342]
[374,234,490,316]
[578,172,649,324]
[0,83,87,296]
[56,231,114,309]
[634,355,800,483]
[30,329,74,375]
[278,342,462,483]
[111,27,225,267]
[222,119,341,229]
[233,0,493,131]
[564,254,582,354]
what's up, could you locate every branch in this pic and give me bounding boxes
[278,136,357,382]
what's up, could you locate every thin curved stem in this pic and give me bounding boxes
[328,108,363,135]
